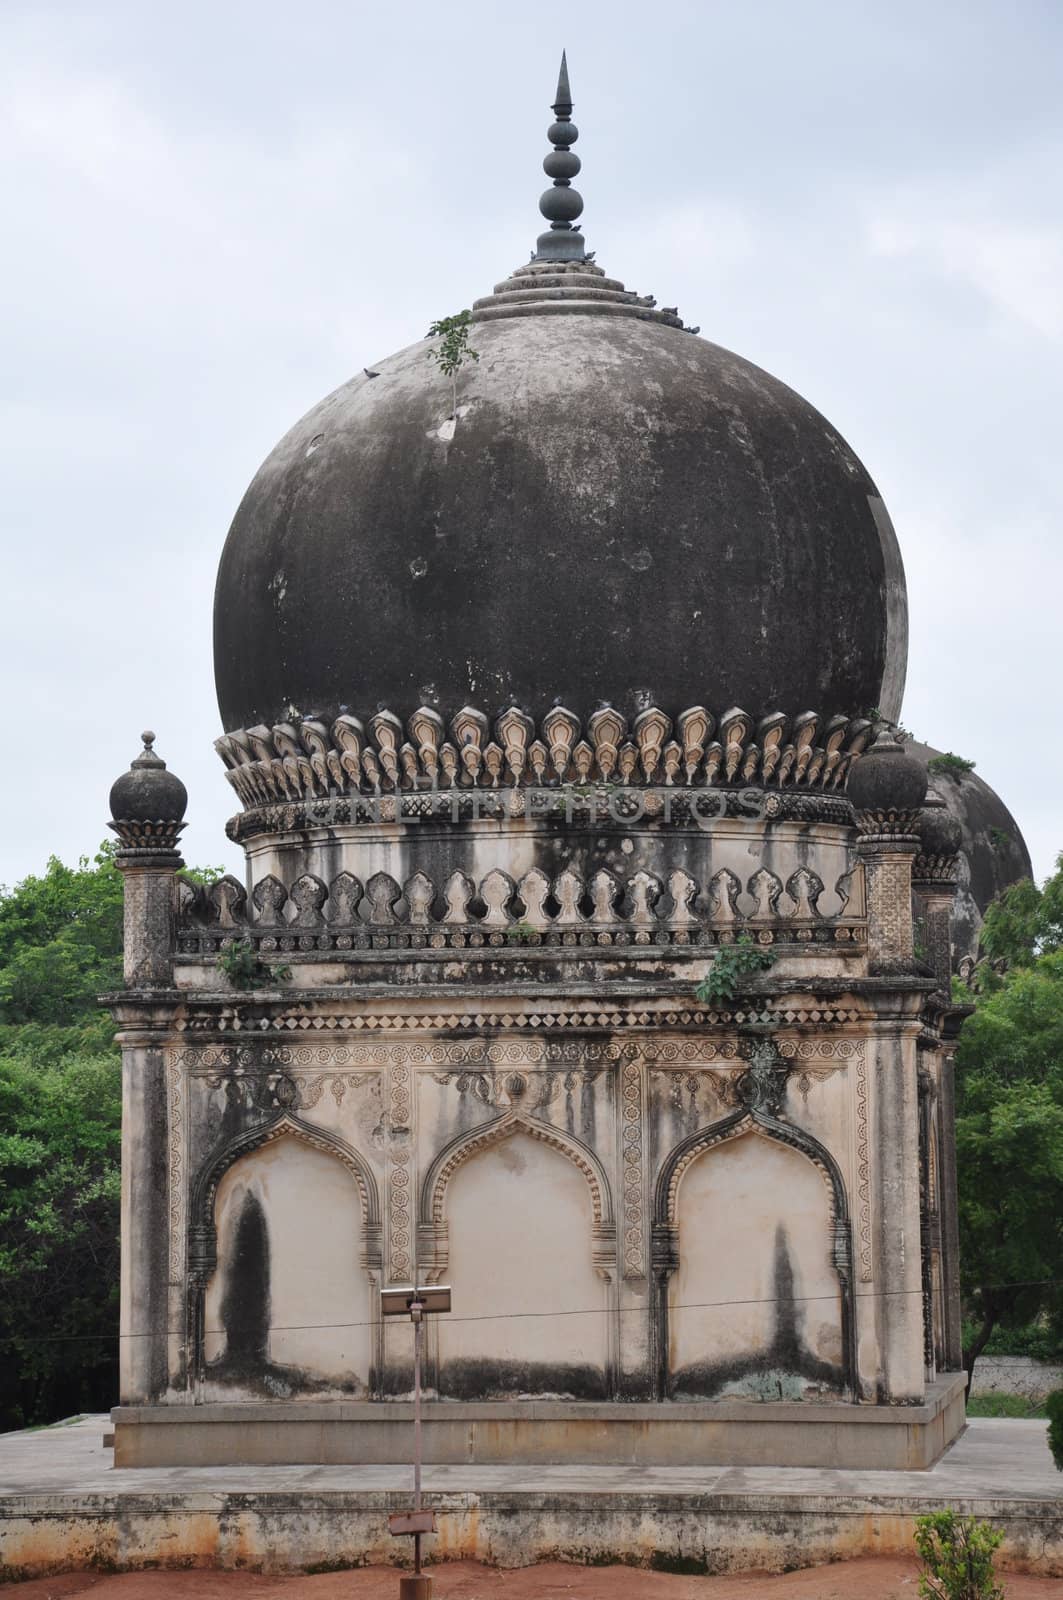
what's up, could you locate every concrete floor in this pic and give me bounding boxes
[1,1413,1059,1499]
[1,1415,1061,1579]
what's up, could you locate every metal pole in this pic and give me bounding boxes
[412,1300,423,1578]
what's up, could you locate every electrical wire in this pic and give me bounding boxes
[2,1277,1061,1347]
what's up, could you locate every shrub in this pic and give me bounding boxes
[913,1510,1004,1600]
[695,936,775,1005]
[217,940,291,991]
[1047,1389,1063,1471]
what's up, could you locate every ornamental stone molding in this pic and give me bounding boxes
[215,702,875,812]
[169,1002,868,1038]
[176,861,867,955]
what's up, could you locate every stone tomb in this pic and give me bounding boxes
[106,61,977,1470]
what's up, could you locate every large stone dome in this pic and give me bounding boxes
[214,282,907,734]
[213,64,907,738]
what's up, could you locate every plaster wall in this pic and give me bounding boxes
[202,1137,373,1397]
[437,1132,608,1396]
[670,1133,843,1398]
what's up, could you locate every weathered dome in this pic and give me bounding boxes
[907,739,1033,961]
[846,728,927,817]
[214,299,907,734]
[213,66,907,738]
[109,731,188,825]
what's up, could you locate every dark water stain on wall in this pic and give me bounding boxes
[438,1357,609,1401]
[208,1188,364,1398]
[221,1190,271,1368]
[670,1222,844,1400]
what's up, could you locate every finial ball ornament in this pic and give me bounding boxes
[543,149,581,181]
[109,731,188,824]
[846,729,928,817]
[916,793,963,860]
[540,185,584,224]
[547,119,578,147]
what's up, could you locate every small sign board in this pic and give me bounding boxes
[388,1509,436,1537]
[381,1285,452,1317]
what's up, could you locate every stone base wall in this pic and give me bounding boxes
[971,1357,1063,1404]
[112,1375,966,1471]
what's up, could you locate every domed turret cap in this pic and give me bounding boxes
[847,728,928,818]
[109,731,188,825]
[916,789,963,861]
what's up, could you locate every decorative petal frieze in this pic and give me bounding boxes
[216,702,879,810]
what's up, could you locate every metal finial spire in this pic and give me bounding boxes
[534,50,586,262]
[553,49,572,115]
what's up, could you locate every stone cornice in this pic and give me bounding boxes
[214,702,874,822]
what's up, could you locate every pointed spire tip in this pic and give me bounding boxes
[553,49,572,115]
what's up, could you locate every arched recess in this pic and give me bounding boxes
[419,1109,615,1281]
[422,1114,616,1399]
[652,1107,857,1401]
[188,1113,382,1389]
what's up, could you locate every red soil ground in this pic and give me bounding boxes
[3,1560,1057,1599]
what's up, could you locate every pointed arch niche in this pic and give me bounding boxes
[192,1115,381,1397]
[420,1113,617,1400]
[653,1111,857,1402]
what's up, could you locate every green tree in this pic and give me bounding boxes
[0,1046,121,1428]
[0,847,124,1028]
[0,844,219,1428]
[955,859,1063,1379]
[978,855,1063,969]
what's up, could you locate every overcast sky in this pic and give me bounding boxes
[2,0,1060,888]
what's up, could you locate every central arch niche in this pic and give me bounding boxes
[436,1129,610,1399]
[669,1129,845,1401]
[202,1133,374,1397]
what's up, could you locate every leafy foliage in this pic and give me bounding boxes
[0,844,216,1429]
[978,856,1063,970]
[0,1047,120,1430]
[913,1511,1004,1600]
[0,846,123,1026]
[962,1316,1063,1362]
[1047,1388,1063,1471]
[426,309,479,416]
[217,939,291,991]
[695,936,776,1004]
[927,752,977,780]
[955,856,1063,1376]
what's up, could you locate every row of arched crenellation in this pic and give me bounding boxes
[179,862,862,936]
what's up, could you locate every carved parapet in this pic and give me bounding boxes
[175,860,868,958]
[214,701,876,813]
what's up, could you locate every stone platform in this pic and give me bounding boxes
[112,1377,967,1473]
[2,1413,1061,1580]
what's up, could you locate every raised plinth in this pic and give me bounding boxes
[3,1410,1062,1581]
[113,1375,966,1472]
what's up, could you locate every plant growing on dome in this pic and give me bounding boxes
[928,752,976,781]
[426,310,480,419]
